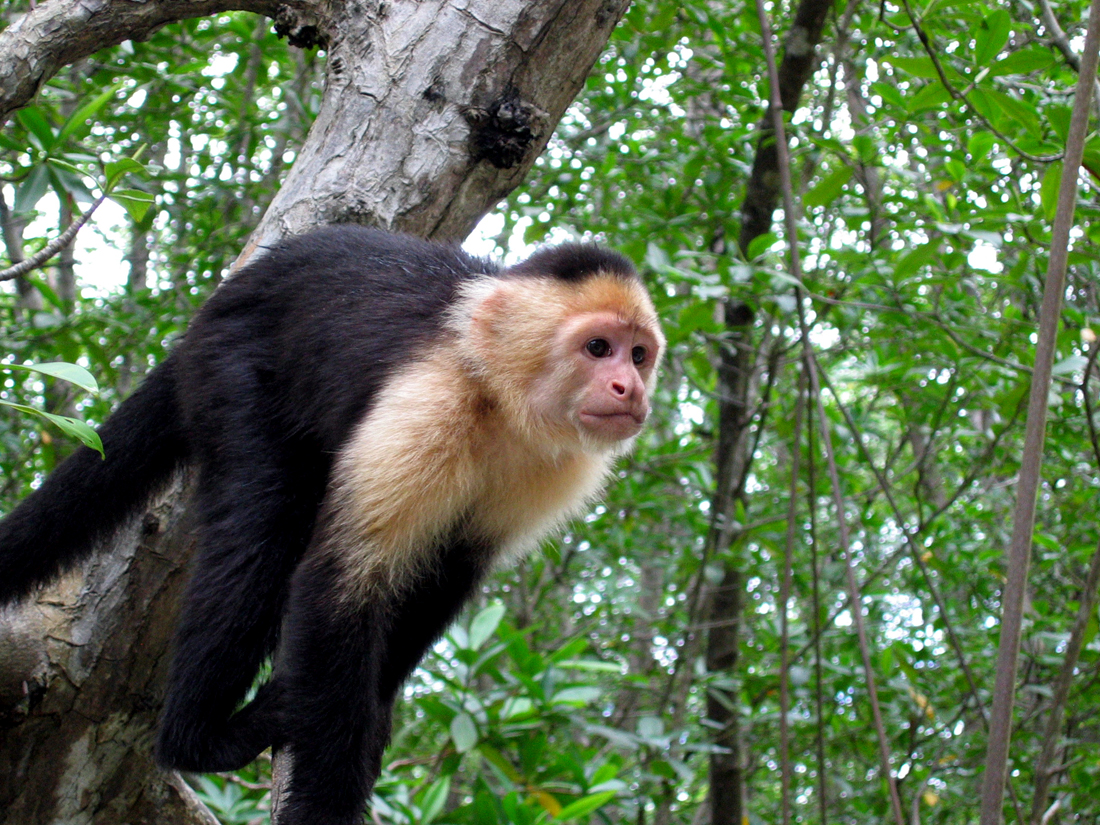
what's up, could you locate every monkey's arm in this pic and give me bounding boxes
[155,358,330,773]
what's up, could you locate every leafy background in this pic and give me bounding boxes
[2,0,1099,821]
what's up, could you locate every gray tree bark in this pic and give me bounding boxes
[0,1,630,822]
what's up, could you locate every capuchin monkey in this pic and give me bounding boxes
[0,226,664,825]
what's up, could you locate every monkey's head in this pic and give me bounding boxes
[456,251,664,453]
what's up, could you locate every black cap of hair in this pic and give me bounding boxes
[507,244,637,282]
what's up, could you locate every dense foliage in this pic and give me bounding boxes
[2,0,1099,822]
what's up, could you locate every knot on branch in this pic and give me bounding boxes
[274,5,328,50]
[464,91,547,169]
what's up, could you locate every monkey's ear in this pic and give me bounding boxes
[468,279,514,328]
[456,277,562,382]
[460,278,528,349]
[447,278,505,369]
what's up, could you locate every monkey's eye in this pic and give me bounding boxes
[586,339,612,358]
[631,346,647,365]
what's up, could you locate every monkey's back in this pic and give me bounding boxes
[177,227,496,452]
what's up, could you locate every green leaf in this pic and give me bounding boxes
[944,158,967,182]
[554,791,616,820]
[450,712,478,753]
[895,242,939,281]
[552,686,601,705]
[906,83,952,114]
[111,189,156,223]
[7,361,99,393]
[1084,137,1100,180]
[970,87,1040,134]
[17,107,56,151]
[104,157,147,189]
[1052,354,1088,376]
[468,602,506,650]
[974,9,1012,66]
[48,165,96,204]
[967,131,995,162]
[987,46,1056,77]
[418,776,450,823]
[590,762,618,786]
[746,232,777,260]
[501,696,534,719]
[477,743,522,782]
[0,132,24,152]
[58,85,120,144]
[0,402,104,457]
[14,165,50,214]
[1040,162,1062,222]
[883,56,940,79]
[803,165,853,208]
[45,157,91,179]
[1047,106,1072,143]
[42,413,104,456]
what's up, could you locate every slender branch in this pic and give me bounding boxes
[806,404,829,824]
[979,3,1100,822]
[753,0,903,817]
[779,369,807,825]
[0,192,108,281]
[1037,0,1080,70]
[1080,339,1100,470]
[737,0,833,253]
[1034,0,1100,113]
[814,366,1027,822]
[810,357,906,822]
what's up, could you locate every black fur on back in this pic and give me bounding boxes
[177,227,499,452]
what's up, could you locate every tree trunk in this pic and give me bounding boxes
[0,477,216,825]
[703,0,834,818]
[0,1,630,822]
[703,302,759,825]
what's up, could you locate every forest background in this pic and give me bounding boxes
[1,0,1099,823]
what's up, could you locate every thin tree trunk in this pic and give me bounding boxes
[704,302,757,825]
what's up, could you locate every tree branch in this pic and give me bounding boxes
[0,192,107,281]
[736,0,833,255]
[979,0,1100,820]
[0,0,322,120]
[1029,536,1100,823]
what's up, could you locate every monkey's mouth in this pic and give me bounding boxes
[579,410,647,439]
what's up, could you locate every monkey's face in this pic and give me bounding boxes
[457,271,664,452]
[536,311,661,446]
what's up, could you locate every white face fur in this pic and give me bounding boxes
[530,309,661,445]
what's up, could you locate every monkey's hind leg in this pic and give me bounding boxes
[273,541,487,825]
[157,437,327,773]
[272,552,388,825]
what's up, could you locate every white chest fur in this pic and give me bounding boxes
[324,351,615,597]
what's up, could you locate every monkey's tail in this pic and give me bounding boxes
[0,354,189,606]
